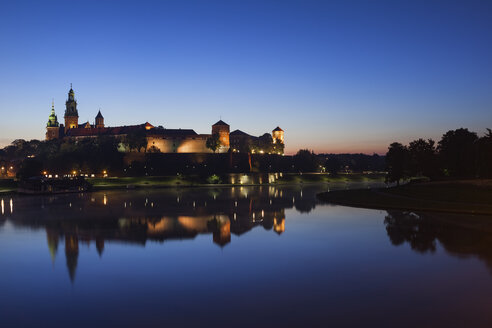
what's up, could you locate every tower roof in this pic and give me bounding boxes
[213,120,229,126]
[273,126,283,132]
[230,129,251,137]
[47,101,59,127]
[96,110,104,119]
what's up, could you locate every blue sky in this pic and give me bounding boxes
[0,0,491,154]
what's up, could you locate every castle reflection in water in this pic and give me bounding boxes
[0,185,323,281]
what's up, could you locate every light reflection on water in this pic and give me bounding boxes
[1,182,492,327]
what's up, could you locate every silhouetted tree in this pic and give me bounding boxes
[124,130,148,152]
[324,156,340,175]
[206,133,221,153]
[476,129,492,178]
[408,138,437,178]
[293,149,319,172]
[437,128,478,177]
[17,158,43,179]
[385,142,409,185]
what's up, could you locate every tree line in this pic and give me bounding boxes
[386,128,492,185]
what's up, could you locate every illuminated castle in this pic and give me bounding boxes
[46,86,284,154]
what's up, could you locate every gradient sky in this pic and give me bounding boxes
[0,0,491,154]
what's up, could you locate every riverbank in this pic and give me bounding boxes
[0,173,386,194]
[88,173,386,190]
[317,180,492,215]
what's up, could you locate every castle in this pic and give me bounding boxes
[46,86,284,154]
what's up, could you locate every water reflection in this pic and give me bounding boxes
[0,185,326,281]
[3,183,492,327]
[385,210,492,270]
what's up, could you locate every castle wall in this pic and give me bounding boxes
[147,135,206,153]
[147,135,230,153]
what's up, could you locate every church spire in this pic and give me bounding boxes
[68,84,75,101]
[47,100,59,127]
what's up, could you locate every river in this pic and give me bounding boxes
[1,183,492,327]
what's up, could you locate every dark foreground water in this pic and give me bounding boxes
[1,183,492,327]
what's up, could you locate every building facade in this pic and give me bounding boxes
[46,86,284,154]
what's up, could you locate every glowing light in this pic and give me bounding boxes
[9,198,13,213]
[1,199,4,215]
[274,218,285,234]
[103,194,107,205]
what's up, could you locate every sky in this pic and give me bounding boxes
[0,0,491,154]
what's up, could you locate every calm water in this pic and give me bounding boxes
[1,182,492,327]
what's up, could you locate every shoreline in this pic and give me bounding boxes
[1,173,387,195]
[317,180,492,216]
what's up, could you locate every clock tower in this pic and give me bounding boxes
[64,84,79,132]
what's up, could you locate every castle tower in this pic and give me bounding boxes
[64,84,79,132]
[65,234,79,283]
[95,110,104,128]
[272,127,284,144]
[212,120,230,152]
[46,100,60,140]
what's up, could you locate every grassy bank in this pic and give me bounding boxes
[317,180,492,215]
[0,179,16,194]
[88,173,386,189]
[1,173,386,193]
[274,173,386,184]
